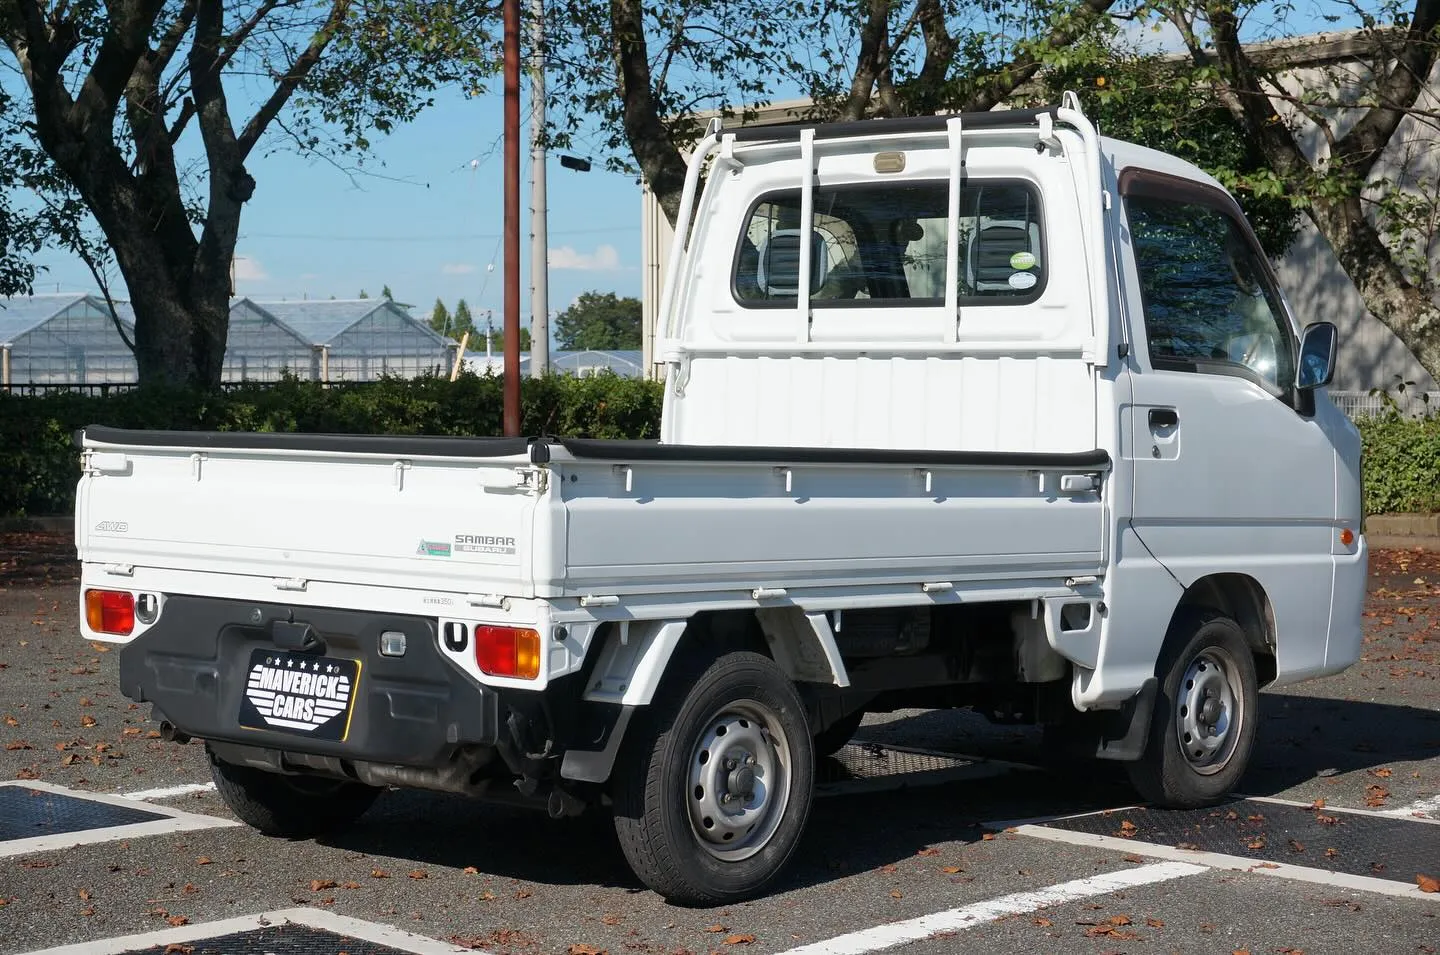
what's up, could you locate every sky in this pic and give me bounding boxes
[14,1,1368,345]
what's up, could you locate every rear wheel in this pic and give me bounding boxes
[611,650,814,906]
[1126,610,1258,808]
[207,745,382,838]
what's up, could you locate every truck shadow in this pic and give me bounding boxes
[315,692,1439,903]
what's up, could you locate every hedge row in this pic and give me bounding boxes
[4,375,1438,519]
[0,372,665,517]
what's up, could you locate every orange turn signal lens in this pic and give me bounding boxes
[85,589,135,636]
[1339,527,1356,547]
[474,626,541,680]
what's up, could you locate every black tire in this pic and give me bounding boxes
[611,650,814,906]
[207,745,382,838]
[813,709,865,758]
[1126,609,1259,808]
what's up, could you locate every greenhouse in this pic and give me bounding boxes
[0,293,137,387]
[254,299,455,381]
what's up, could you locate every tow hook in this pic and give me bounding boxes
[547,785,587,819]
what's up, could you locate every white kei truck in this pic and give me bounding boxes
[74,95,1366,906]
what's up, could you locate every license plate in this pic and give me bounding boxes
[238,649,360,742]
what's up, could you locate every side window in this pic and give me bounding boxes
[733,181,1044,306]
[1125,195,1295,390]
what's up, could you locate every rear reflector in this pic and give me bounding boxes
[475,626,541,680]
[85,589,135,636]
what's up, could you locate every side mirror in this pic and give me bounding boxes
[1296,321,1337,390]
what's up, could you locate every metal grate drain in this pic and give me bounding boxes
[816,741,1000,794]
[1037,798,1440,885]
[119,925,413,955]
[0,786,165,843]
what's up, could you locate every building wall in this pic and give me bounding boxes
[7,299,136,384]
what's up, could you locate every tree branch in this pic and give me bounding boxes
[907,0,955,114]
[71,0,166,135]
[1331,0,1440,179]
[840,0,889,121]
[963,0,1118,112]
[236,0,349,158]
[150,0,198,78]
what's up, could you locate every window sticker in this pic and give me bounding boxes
[1008,272,1038,290]
[1010,251,1037,271]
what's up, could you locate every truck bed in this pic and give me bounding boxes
[75,427,1112,604]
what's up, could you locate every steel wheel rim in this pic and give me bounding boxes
[686,699,792,861]
[1174,646,1244,774]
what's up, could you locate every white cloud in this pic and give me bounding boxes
[548,244,623,271]
[232,256,267,281]
[442,262,477,275]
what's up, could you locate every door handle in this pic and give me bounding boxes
[1148,408,1179,429]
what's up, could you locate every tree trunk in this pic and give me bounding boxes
[1307,196,1440,383]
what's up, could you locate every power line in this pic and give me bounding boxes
[239,225,638,242]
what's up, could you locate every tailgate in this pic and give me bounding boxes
[75,427,545,597]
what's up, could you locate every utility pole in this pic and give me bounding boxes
[527,0,549,378]
[502,0,522,436]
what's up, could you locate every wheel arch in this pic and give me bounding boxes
[1174,573,1277,687]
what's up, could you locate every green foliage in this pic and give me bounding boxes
[488,325,533,351]
[1030,57,1302,257]
[1356,412,1440,516]
[429,298,452,335]
[555,291,642,350]
[0,373,665,518]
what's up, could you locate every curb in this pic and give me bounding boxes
[1365,513,1440,538]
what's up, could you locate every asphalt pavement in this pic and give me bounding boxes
[1,532,1437,955]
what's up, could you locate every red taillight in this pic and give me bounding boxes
[475,626,541,679]
[85,589,134,636]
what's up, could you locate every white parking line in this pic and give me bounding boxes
[17,908,488,955]
[119,781,216,801]
[0,780,237,858]
[1381,794,1440,820]
[771,861,1205,955]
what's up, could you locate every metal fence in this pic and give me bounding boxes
[1329,390,1440,419]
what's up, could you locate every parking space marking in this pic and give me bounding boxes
[988,801,1440,902]
[119,782,216,801]
[771,861,1206,955]
[0,780,237,858]
[17,908,490,955]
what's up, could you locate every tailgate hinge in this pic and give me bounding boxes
[481,466,548,494]
[83,451,131,475]
[102,563,135,577]
[273,577,309,592]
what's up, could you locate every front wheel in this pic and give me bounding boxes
[611,650,814,906]
[1126,610,1259,808]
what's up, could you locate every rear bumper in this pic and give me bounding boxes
[118,594,499,770]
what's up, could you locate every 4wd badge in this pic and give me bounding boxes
[239,651,357,741]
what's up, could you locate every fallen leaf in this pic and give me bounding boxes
[1369,767,1393,778]
[723,936,755,946]
[163,945,194,955]
[568,946,605,955]
[704,925,726,934]
[341,881,361,890]
[1289,839,1306,853]
[889,889,903,899]
[462,866,479,875]
[166,916,189,927]
[407,870,428,880]
[1123,854,1144,863]
[3,716,17,727]
[80,716,96,728]
[1118,820,1138,838]
[1146,918,1165,928]
[1109,915,1132,926]
[78,889,90,901]
[310,880,338,891]
[1315,814,1339,826]
[195,857,213,865]
[370,868,389,878]
[514,888,532,899]
[981,833,995,841]
[1310,798,1326,810]
[5,742,32,751]
[1418,873,1440,893]
[1247,835,1267,850]
[1033,917,1053,927]
[1325,848,1339,859]
[941,866,963,874]
[916,847,940,857]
